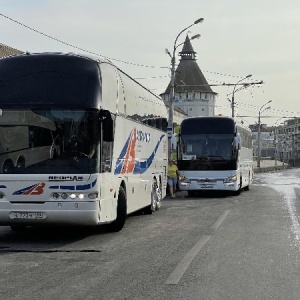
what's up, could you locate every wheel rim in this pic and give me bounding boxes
[155,186,162,210]
[151,186,157,212]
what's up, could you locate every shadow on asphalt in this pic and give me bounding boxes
[166,190,235,199]
[0,224,115,246]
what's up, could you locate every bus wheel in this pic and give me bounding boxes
[10,225,27,232]
[16,158,25,169]
[155,182,162,211]
[144,180,160,214]
[109,186,127,232]
[244,172,250,191]
[3,160,14,174]
[234,177,242,195]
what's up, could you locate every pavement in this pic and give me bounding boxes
[253,159,290,173]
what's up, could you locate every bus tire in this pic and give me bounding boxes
[3,160,14,174]
[244,172,250,191]
[109,186,127,232]
[144,180,160,214]
[155,182,162,211]
[234,177,242,195]
[16,158,25,169]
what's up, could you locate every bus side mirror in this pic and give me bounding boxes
[103,118,114,142]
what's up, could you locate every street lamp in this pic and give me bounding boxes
[166,18,204,159]
[273,117,285,166]
[257,100,272,168]
[231,74,252,118]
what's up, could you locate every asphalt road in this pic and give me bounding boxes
[1,168,300,300]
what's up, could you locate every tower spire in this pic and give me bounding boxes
[179,35,197,60]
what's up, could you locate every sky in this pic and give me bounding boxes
[1,0,300,127]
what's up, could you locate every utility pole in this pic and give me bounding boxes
[257,100,272,168]
[166,18,204,159]
[231,74,252,118]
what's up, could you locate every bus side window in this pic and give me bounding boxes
[161,118,168,132]
[155,118,161,129]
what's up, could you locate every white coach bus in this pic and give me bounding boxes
[0,52,168,231]
[177,116,253,196]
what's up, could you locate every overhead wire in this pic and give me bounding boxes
[3,12,297,124]
[0,12,168,69]
[0,12,260,81]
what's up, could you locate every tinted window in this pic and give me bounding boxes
[181,117,235,135]
[0,54,100,109]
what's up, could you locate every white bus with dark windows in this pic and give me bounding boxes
[0,52,168,232]
[177,116,253,196]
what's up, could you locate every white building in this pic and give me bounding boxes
[275,118,300,166]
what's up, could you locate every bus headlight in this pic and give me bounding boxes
[51,192,96,200]
[223,175,237,183]
[180,176,191,184]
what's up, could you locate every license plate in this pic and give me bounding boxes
[9,212,46,220]
[200,184,213,189]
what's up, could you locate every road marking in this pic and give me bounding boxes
[211,210,230,230]
[165,211,229,285]
[165,235,211,285]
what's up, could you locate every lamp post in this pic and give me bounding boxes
[166,18,204,159]
[231,74,252,118]
[257,100,272,168]
[273,117,285,166]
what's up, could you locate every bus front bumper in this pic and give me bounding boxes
[0,200,102,226]
[179,180,237,191]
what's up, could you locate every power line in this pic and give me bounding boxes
[0,12,168,69]
[134,75,170,80]
[234,101,300,116]
[1,12,262,82]
[201,69,248,79]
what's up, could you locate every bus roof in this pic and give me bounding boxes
[0,52,167,120]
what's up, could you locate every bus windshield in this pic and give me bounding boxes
[180,134,234,160]
[0,109,99,174]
